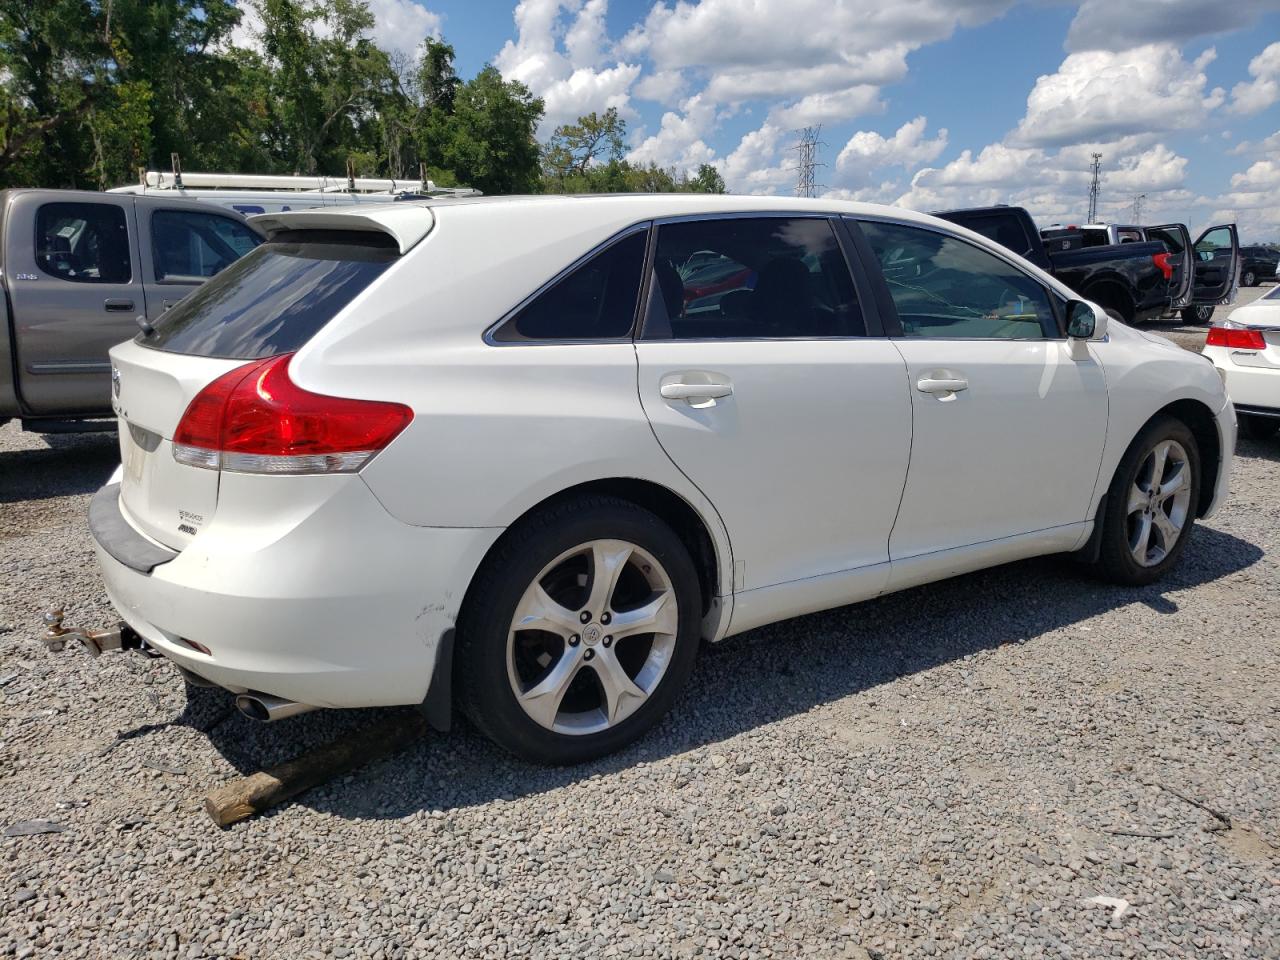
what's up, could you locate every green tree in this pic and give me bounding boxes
[688,162,727,194]
[543,107,626,187]
[439,65,543,194]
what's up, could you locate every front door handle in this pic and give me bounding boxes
[104,298,135,312]
[916,376,968,395]
[660,382,734,401]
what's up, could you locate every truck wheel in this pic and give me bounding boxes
[1182,305,1214,324]
[1092,415,1200,587]
[455,496,702,765]
[1242,270,1256,287]
[1240,414,1279,442]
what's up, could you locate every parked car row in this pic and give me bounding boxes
[938,206,1241,326]
[87,194,1236,764]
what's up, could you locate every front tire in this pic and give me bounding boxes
[1182,304,1214,325]
[455,496,702,765]
[1240,413,1279,442]
[1092,416,1200,586]
[1242,270,1257,287]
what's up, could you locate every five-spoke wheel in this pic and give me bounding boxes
[1125,439,1192,567]
[456,497,700,764]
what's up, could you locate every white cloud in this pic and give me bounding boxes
[837,117,948,176]
[626,93,717,172]
[1013,45,1224,147]
[1210,158,1280,237]
[899,137,1193,227]
[1229,41,1280,115]
[1065,0,1280,53]
[229,0,441,58]
[1229,129,1280,155]
[720,122,792,195]
[495,0,642,131]
[768,86,883,130]
[634,70,687,105]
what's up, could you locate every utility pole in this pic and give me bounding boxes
[1131,194,1146,223]
[793,125,825,199]
[1087,153,1102,223]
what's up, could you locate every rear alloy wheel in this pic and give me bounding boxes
[1183,304,1214,325]
[456,497,701,764]
[1240,413,1279,442]
[1093,416,1200,585]
[1242,270,1257,287]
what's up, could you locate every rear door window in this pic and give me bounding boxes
[643,217,863,339]
[35,202,132,283]
[151,209,261,281]
[138,231,397,359]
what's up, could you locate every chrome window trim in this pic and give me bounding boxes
[483,222,652,346]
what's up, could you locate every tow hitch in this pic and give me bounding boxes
[42,607,147,657]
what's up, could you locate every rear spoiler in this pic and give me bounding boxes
[249,205,435,255]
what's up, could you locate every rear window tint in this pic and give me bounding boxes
[138,233,396,359]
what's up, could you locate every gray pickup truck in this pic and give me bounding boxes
[1,189,262,433]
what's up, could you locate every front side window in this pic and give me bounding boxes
[493,231,647,341]
[152,210,261,282]
[35,202,132,284]
[859,220,1056,339]
[644,217,862,339]
[1196,227,1233,261]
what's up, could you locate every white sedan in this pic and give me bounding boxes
[1203,284,1280,441]
[91,195,1234,764]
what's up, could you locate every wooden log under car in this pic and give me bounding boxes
[204,712,429,827]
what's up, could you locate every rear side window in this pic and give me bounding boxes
[35,202,132,283]
[151,209,261,281]
[643,217,863,339]
[493,231,646,341]
[138,233,397,359]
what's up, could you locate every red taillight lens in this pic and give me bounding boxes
[172,354,413,474]
[1152,252,1174,281]
[1205,325,1266,350]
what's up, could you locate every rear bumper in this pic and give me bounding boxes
[1204,346,1280,412]
[91,470,502,708]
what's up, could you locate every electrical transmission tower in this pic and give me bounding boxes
[793,125,826,199]
[1131,194,1146,222]
[1086,153,1102,223]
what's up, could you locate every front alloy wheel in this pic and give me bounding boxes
[1094,415,1200,585]
[1125,439,1192,567]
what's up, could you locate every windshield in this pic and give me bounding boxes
[137,233,398,359]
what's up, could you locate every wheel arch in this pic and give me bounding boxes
[463,477,728,623]
[1149,398,1221,518]
[1080,279,1135,321]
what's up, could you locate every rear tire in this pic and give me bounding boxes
[1182,305,1214,324]
[1092,415,1200,586]
[1242,270,1257,287]
[1240,414,1279,442]
[455,496,702,765]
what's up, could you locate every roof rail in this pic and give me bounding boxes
[136,170,444,194]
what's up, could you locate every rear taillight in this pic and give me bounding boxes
[172,354,413,474]
[1205,325,1266,351]
[1152,252,1174,281]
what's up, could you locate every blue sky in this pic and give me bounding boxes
[325,0,1280,237]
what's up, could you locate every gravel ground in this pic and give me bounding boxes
[2,315,1279,959]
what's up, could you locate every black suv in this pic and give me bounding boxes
[1241,246,1279,286]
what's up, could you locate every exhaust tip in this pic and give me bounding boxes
[234,692,319,722]
[235,695,272,723]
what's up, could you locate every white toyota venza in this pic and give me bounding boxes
[93,195,1235,764]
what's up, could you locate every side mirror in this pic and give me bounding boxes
[1066,300,1106,340]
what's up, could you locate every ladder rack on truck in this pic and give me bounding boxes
[109,163,481,215]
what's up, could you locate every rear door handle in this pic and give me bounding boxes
[104,299,134,312]
[660,382,733,401]
[916,376,968,395]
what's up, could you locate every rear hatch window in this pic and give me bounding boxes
[137,230,398,359]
